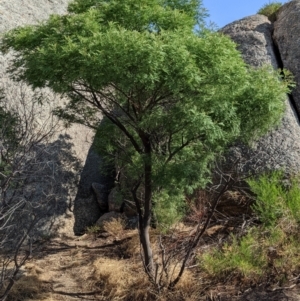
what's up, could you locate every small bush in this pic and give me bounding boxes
[199,171,300,283]
[248,172,300,226]
[285,176,300,223]
[247,171,286,227]
[200,230,267,280]
[257,2,282,22]
[153,191,186,232]
[200,224,300,283]
[86,225,101,234]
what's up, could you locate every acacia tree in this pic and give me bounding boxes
[1,0,290,284]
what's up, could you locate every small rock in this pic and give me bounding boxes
[95,211,123,227]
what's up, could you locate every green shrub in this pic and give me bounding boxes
[247,171,286,227]
[257,2,282,22]
[248,172,300,226]
[199,172,300,282]
[153,190,186,231]
[285,176,300,223]
[200,230,267,279]
[86,225,101,234]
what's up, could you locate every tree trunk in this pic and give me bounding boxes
[139,135,154,277]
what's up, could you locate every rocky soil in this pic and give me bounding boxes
[7,222,300,301]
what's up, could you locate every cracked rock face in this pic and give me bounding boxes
[221,14,300,174]
[274,0,300,115]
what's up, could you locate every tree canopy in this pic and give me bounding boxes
[0,0,291,281]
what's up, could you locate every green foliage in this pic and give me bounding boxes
[0,0,291,229]
[152,191,186,230]
[201,230,267,278]
[248,172,286,227]
[86,225,102,236]
[235,67,291,142]
[200,172,300,282]
[285,177,300,222]
[67,0,208,29]
[248,172,300,226]
[200,224,300,282]
[257,2,282,22]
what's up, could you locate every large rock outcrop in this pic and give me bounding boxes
[0,1,93,162]
[274,1,300,115]
[221,14,300,174]
[0,0,98,239]
[0,0,124,236]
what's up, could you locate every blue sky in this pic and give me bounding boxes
[202,0,289,28]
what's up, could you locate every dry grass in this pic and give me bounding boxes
[102,217,127,239]
[121,230,141,258]
[121,228,162,259]
[4,228,202,301]
[88,257,146,299]
[7,227,298,301]
[5,177,300,301]
[7,274,51,301]
[88,256,201,301]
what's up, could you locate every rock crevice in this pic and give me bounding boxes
[270,19,300,124]
[221,13,300,175]
[273,0,300,118]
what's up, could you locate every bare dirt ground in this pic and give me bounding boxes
[8,215,112,301]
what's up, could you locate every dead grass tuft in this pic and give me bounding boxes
[122,230,141,258]
[102,217,126,239]
[88,257,149,300]
[24,263,44,275]
[121,228,162,259]
[6,274,51,301]
[88,256,201,301]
